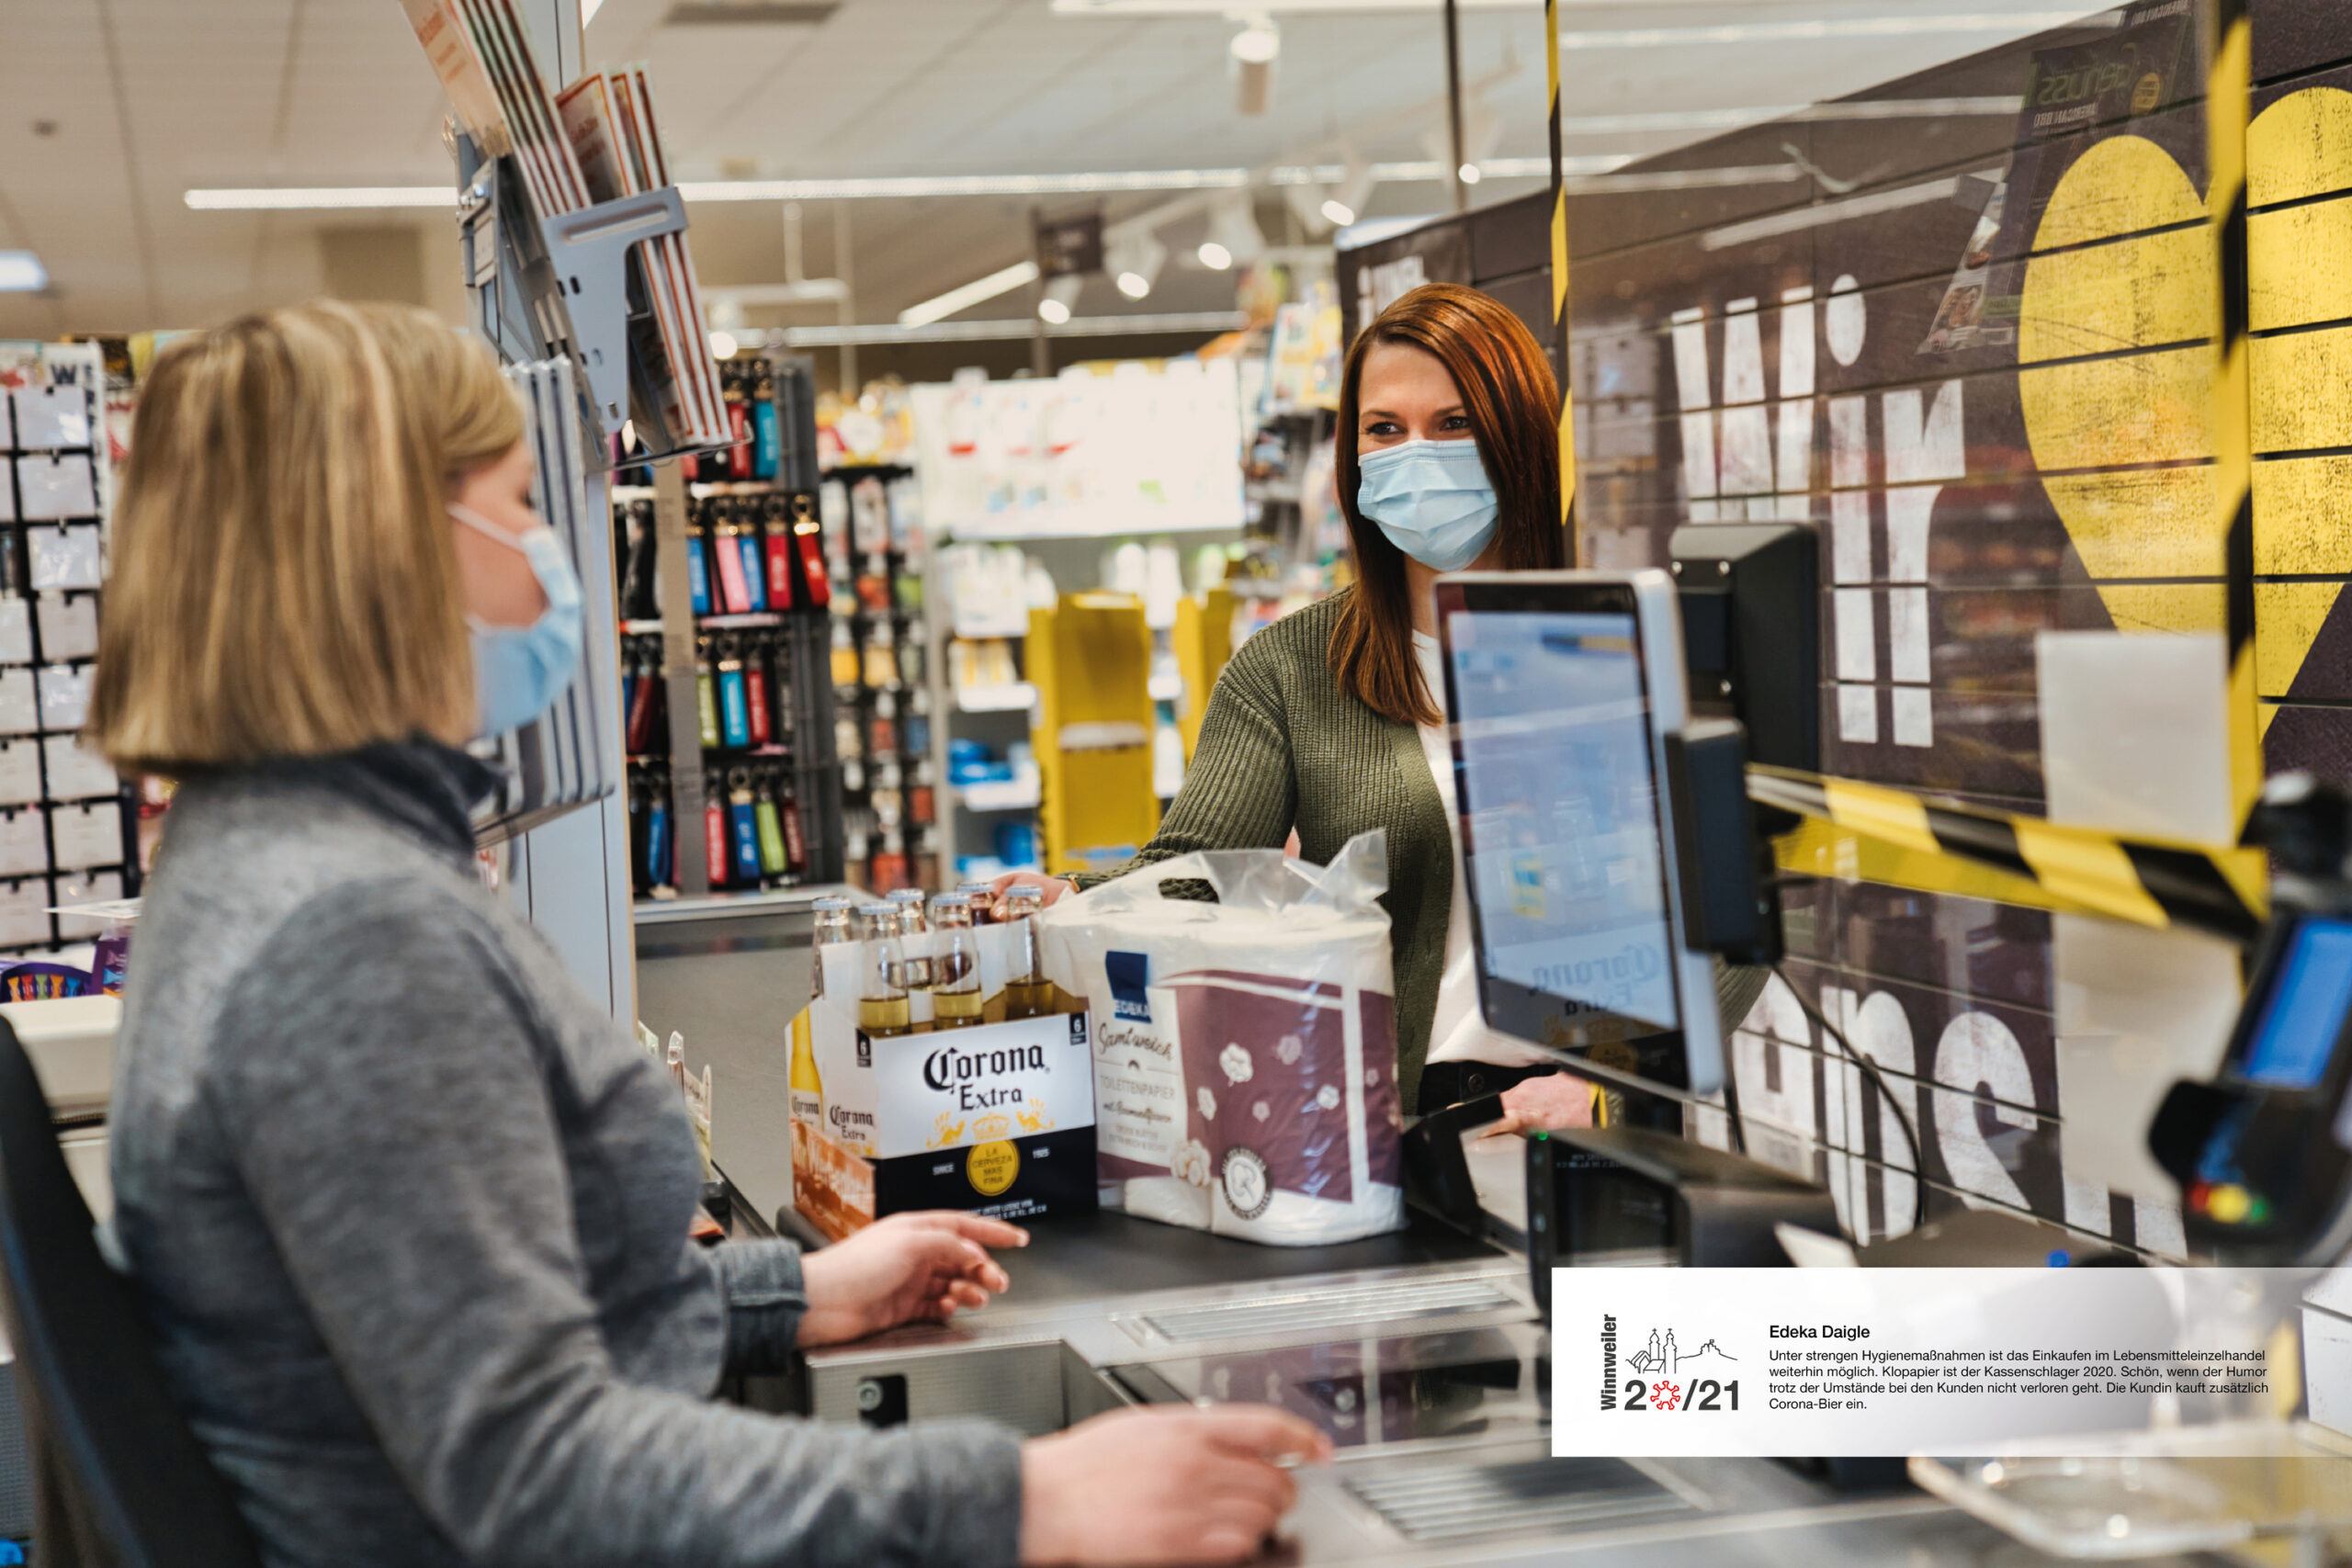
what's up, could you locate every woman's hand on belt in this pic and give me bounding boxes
[794,1212,1027,1348]
[1478,1071,1597,1137]
[1022,1406,1332,1565]
[991,870,1079,906]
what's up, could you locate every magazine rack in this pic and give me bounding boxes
[457,133,727,465]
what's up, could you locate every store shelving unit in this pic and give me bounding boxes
[820,460,937,895]
[611,353,847,907]
[908,360,1250,882]
[0,342,138,954]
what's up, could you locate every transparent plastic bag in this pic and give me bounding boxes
[1039,829,1405,1246]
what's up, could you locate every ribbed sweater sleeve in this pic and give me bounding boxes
[1071,635,1297,891]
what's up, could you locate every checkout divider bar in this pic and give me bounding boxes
[1747,765,2268,945]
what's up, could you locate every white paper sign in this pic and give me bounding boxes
[8,387,93,451]
[1552,1267,2311,1459]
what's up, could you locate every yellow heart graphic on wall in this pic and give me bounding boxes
[2016,86,2352,728]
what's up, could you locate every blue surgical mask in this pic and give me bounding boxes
[450,502,584,737]
[1355,438,1499,572]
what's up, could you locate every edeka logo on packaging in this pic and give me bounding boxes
[1108,950,1153,1021]
[1554,1268,2306,1459]
[1093,950,1183,1176]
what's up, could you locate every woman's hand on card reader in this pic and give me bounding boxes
[990,870,1077,907]
[1476,1071,1598,1138]
[794,1212,1027,1348]
[1021,1406,1332,1564]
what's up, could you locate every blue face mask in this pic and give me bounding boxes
[1355,438,1499,572]
[450,502,584,737]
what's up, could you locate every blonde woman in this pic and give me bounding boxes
[90,303,1322,1568]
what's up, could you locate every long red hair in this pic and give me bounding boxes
[1330,282,1566,726]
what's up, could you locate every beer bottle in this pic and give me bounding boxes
[930,894,983,1028]
[856,903,911,1038]
[998,884,1053,1019]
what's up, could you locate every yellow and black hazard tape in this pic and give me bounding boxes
[2210,0,2261,829]
[1544,0,1577,552]
[1747,766,2268,944]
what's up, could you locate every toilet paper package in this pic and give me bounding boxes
[1037,829,1405,1246]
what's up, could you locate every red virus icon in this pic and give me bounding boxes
[1652,1379,1682,1411]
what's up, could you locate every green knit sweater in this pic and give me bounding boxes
[1073,588,1766,1115]
[1069,591,1455,1110]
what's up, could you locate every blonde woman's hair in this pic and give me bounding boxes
[88,301,525,774]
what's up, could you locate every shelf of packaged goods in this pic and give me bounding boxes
[954,773,1042,814]
[955,682,1037,714]
[940,515,1242,544]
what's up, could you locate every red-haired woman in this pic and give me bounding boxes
[1008,282,1655,1119]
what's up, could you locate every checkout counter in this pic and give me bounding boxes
[657,910,2223,1568]
[649,558,2352,1565]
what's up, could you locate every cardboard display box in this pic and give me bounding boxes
[790,922,1096,1239]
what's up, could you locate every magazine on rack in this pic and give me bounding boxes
[399,0,729,449]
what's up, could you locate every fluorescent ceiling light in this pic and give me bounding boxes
[742,310,1250,349]
[1558,14,2105,49]
[899,259,1039,327]
[1702,169,1997,250]
[185,186,458,210]
[178,152,1694,213]
[0,253,47,292]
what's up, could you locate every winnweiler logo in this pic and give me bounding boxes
[1600,1314,1737,1411]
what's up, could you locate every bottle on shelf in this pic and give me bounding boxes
[717,635,751,749]
[727,766,763,886]
[753,770,790,879]
[704,769,729,890]
[743,629,773,746]
[872,827,910,896]
[930,893,983,1028]
[997,884,1053,1018]
[856,902,910,1038]
[695,636,720,750]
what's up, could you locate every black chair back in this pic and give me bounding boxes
[0,1019,260,1566]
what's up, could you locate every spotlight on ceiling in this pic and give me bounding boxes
[1039,272,1082,322]
[1459,163,1483,186]
[1230,16,1278,115]
[1209,196,1266,266]
[1197,240,1233,270]
[1107,231,1168,300]
[707,330,740,359]
[1319,198,1355,228]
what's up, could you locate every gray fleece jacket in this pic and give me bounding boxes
[107,742,1022,1567]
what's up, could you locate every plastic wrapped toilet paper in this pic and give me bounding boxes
[1038,830,1405,1245]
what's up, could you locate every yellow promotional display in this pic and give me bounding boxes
[1170,586,1235,761]
[1027,592,1160,876]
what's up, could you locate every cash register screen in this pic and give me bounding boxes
[2243,917,2352,1089]
[1447,607,1680,1047]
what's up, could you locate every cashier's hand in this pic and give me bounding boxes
[991,870,1078,907]
[1021,1406,1332,1565]
[1477,1071,1597,1138]
[794,1212,1026,1348]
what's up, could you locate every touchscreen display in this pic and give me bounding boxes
[2244,917,2352,1089]
[1448,607,1679,1043]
